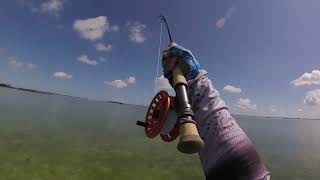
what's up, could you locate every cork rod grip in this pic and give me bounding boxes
[173,67,204,154]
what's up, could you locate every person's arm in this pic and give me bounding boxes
[187,71,269,179]
[163,45,270,180]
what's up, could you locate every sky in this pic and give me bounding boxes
[1,0,320,118]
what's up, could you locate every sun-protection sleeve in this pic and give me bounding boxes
[187,70,270,180]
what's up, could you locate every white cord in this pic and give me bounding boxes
[154,22,163,94]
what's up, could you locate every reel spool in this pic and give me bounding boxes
[136,90,179,142]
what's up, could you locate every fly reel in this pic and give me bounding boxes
[136,90,180,142]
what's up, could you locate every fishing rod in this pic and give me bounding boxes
[159,14,175,46]
[137,15,204,154]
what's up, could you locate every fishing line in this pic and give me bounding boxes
[154,21,163,94]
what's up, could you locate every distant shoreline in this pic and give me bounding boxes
[0,83,131,106]
[0,83,74,98]
[1,83,54,95]
[1,83,319,120]
[234,114,320,121]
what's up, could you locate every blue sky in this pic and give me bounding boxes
[1,0,320,118]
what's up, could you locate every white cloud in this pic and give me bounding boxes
[95,43,112,52]
[223,85,242,93]
[126,21,147,43]
[297,108,303,112]
[216,5,236,29]
[73,16,109,41]
[304,89,320,106]
[18,0,65,16]
[216,18,226,29]
[127,76,136,84]
[235,98,257,111]
[8,57,37,70]
[40,0,64,16]
[110,25,119,32]
[104,80,127,88]
[291,70,320,86]
[52,71,72,80]
[269,106,277,113]
[104,76,136,88]
[99,57,107,63]
[77,54,98,66]
[155,75,175,96]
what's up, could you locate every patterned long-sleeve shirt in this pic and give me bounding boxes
[187,70,270,180]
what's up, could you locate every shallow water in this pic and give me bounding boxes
[0,87,320,180]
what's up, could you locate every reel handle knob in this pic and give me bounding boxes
[136,121,147,127]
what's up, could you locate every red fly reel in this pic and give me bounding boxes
[141,90,179,142]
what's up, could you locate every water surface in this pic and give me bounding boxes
[0,87,319,180]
